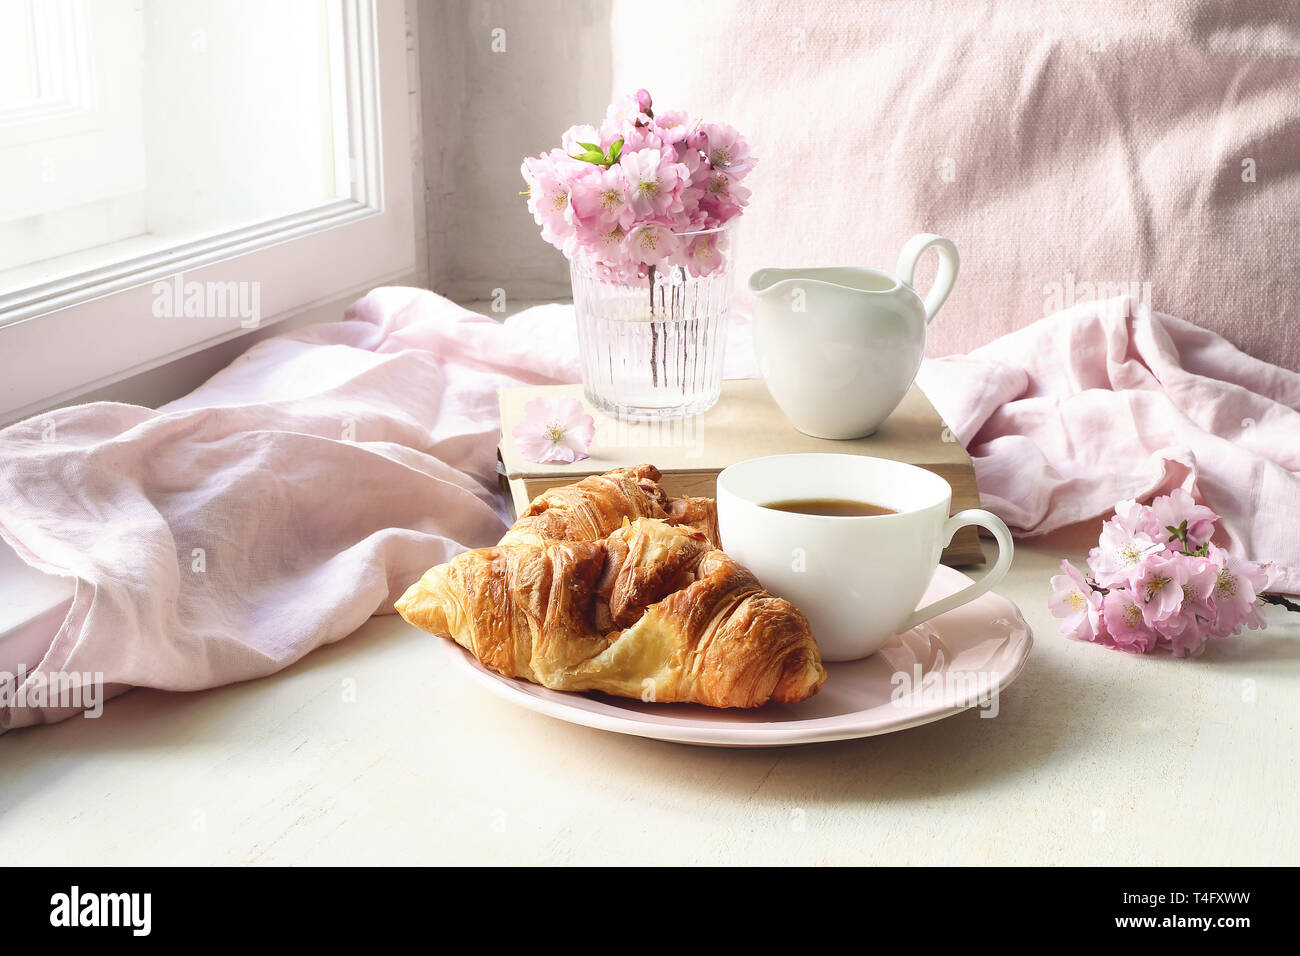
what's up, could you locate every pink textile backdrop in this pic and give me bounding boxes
[607,0,1300,368]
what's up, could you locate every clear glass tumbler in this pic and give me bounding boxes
[571,223,736,421]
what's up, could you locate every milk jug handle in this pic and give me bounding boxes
[895,234,959,323]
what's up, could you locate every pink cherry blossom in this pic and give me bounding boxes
[1129,551,1187,626]
[561,123,614,156]
[521,91,754,281]
[1163,619,1210,658]
[1150,487,1219,549]
[626,222,679,268]
[579,222,629,267]
[697,121,757,178]
[617,123,666,154]
[511,397,595,465]
[1174,553,1219,622]
[619,148,686,220]
[1206,544,1269,637]
[1048,560,1103,640]
[605,92,650,131]
[1158,564,1220,655]
[682,229,727,277]
[652,109,692,145]
[1051,495,1274,657]
[520,149,586,253]
[569,163,630,232]
[1101,589,1159,653]
[1087,515,1163,588]
[1112,498,1161,538]
[1150,553,1221,655]
[701,172,751,224]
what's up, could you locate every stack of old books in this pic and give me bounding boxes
[497,379,984,566]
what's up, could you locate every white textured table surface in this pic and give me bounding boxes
[2,535,1297,866]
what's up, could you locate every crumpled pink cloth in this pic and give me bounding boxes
[0,289,586,729]
[917,296,1300,595]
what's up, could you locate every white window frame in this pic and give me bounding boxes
[0,0,415,425]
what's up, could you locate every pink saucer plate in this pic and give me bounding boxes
[432,564,1033,747]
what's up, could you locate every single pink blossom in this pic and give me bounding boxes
[617,122,666,154]
[1206,544,1269,637]
[625,222,680,268]
[1101,589,1158,653]
[584,253,640,285]
[1112,498,1161,539]
[653,109,692,145]
[561,123,614,156]
[520,149,587,254]
[605,92,651,131]
[682,229,727,277]
[1165,624,1211,658]
[1173,553,1219,622]
[1087,515,1164,588]
[1048,560,1103,640]
[619,148,686,220]
[569,163,630,232]
[1152,554,1219,656]
[573,221,629,271]
[697,121,757,178]
[700,171,751,223]
[511,397,595,464]
[1150,487,1219,549]
[675,144,708,200]
[1129,550,1187,626]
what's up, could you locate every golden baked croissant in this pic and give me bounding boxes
[500,464,721,549]
[397,517,826,708]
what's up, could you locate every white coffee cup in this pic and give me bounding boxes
[716,454,1013,662]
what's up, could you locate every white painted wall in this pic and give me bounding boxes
[417,0,613,306]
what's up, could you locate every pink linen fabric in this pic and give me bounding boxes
[917,296,1300,595]
[0,291,580,729]
[605,0,1300,368]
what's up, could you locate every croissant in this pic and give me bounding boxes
[397,517,826,708]
[500,464,721,549]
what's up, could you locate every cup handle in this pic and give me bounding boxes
[901,509,1013,632]
[895,234,959,324]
